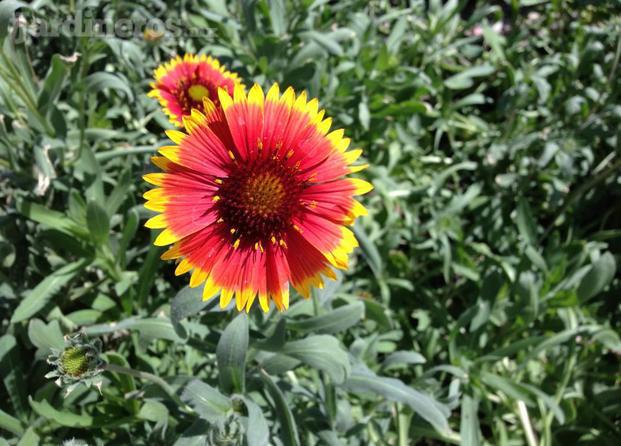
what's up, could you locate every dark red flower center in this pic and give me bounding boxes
[216,157,305,246]
[174,79,211,115]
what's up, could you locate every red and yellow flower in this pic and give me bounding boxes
[148,54,241,126]
[144,83,372,312]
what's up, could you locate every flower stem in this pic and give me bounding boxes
[102,363,190,411]
[517,400,538,446]
[94,145,156,161]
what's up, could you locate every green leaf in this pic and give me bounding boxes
[29,398,93,427]
[85,72,134,100]
[353,222,383,279]
[358,100,370,131]
[290,41,324,68]
[345,368,450,434]
[382,351,426,370]
[104,168,131,216]
[516,271,539,322]
[0,407,23,435]
[181,379,231,423]
[127,319,184,342]
[282,335,350,384]
[363,299,391,330]
[170,286,210,338]
[0,335,28,420]
[477,336,545,363]
[86,200,110,246]
[592,328,621,352]
[136,244,162,308]
[422,365,468,380]
[469,299,491,332]
[454,93,487,109]
[259,353,301,375]
[480,372,535,406]
[84,317,184,342]
[138,399,169,431]
[482,23,506,61]
[217,314,249,394]
[33,144,56,180]
[11,259,88,323]
[268,0,286,35]
[300,31,344,56]
[430,161,477,195]
[37,54,68,115]
[520,383,565,424]
[460,395,481,446]
[173,420,209,446]
[16,200,89,239]
[260,370,300,446]
[316,430,342,446]
[525,245,547,273]
[377,99,427,117]
[16,426,39,446]
[577,252,616,302]
[27,319,65,353]
[526,327,587,360]
[254,318,286,352]
[240,397,270,446]
[118,207,139,267]
[104,353,137,411]
[516,198,537,245]
[287,302,364,334]
[444,64,495,90]
[386,17,407,54]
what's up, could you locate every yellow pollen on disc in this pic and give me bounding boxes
[215,157,305,246]
[188,84,210,102]
[243,172,286,215]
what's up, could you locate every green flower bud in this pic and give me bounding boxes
[60,347,90,377]
[208,413,243,446]
[46,332,104,397]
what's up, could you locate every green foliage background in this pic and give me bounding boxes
[1,0,620,445]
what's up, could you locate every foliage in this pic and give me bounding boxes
[1,0,620,445]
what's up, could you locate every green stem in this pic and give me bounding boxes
[76,41,90,164]
[395,404,409,446]
[311,290,337,426]
[541,347,577,445]
[539,399,551,446]
[517,400,538,446]
[607,27,621,86]
[323,378,336,428]
[95,145,156,161]
[367,420,389,446]
[102,363,190,411]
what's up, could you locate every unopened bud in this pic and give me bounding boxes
[208,413,243,446]
[46,332,104,397]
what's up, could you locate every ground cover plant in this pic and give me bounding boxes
[0,0,620,445]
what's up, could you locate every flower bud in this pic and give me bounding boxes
[143,28,164,43]
[208,413,243,446]
[60,347,90,377]
[46,332,104,397]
